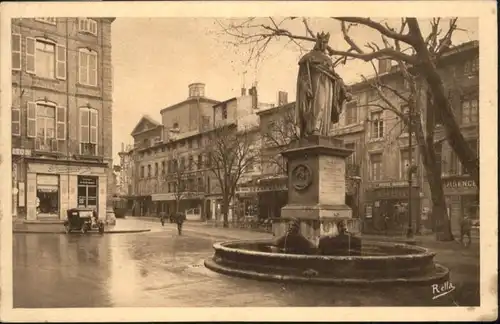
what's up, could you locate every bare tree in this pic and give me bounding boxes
[158,151,190,214]
[205,124,260,227]
[216,17,479,188]
[260,106,299,174]
[360,52,454,240]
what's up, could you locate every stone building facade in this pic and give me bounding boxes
[11,17,115,222]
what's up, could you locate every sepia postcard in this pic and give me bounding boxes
[0,1,497,322]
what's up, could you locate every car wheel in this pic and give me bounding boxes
[65,225,71,234]
[81,224,88,234]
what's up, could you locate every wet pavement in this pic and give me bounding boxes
[13,220,480,308]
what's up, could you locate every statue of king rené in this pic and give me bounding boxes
[295,32,352,137]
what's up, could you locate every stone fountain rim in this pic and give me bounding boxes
[213,239,436,260]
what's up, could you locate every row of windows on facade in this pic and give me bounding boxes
[345,95,479,140]
[12,34,99,87]
[140,154,209,179]
[31,17,98,35]
[150,177,206,194]
[11,101,100,156]
[368,139,479,181]
[139,134,204,156]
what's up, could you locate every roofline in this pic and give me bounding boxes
[160,97,220,114]
[213,97,237,108]
[130,124,163,137]
[348,40,479,90]
[256,102,295,116]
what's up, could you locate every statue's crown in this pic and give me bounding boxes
[316,32,330,43]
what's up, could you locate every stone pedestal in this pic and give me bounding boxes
[274,135,361,247]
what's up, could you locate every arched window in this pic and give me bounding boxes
[79,107,98,156]
[78,48,98,86]
[27,100,66,152]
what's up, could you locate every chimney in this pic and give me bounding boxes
[278,91,288,106]
[241,87,247,96]
[378,59,391,73]
[188,83,205,98]
[249,86,258,109]
[121,142,124,152]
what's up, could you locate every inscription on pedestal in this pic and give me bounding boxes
[319,156,346,205]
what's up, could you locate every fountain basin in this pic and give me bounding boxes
[204,240,449,286]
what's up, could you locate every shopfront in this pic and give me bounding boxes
[25,160,107,220]
[442,176,479,235]
[364,181,420,234]
[77,176,99,209]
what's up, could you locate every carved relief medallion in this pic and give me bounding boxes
[291,164,313,191]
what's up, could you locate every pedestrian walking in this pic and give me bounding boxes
[383,214,390,235]
[159,211,166,226]
[176,212,186,235]
[460,215,472,247]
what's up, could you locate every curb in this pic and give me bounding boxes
[204,258,450,286]
[13,229,152,234]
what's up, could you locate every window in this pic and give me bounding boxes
[461,97,478,125]
[27,102,66,151]
[12,34,21,70]
[154,163,158,177]
[345,101,358,125]
[245,161,254,173]
[35,17,57,25]
[173,159,178,172]
[197,137,202,148]
[78,18,98,36]
[197,155,203,169]
[461,139,478,175]
[140,166,145,179]
[222,105,228,120]
[25,38,66,79]
[206,152,212,167]
[180,157,185,170]
[161,161,165,176]
[197,177,204,192]
[79,107,98,156]
[464,56,479,75]
[78,48,97,86]
[345,142,356,165]
[188,155,193,170]
[12,107,21,136]
[400,148,416,180]
[371,112,384,139]
[173,122,179,129]
[188,139,192,149]
[370,153,383,181]
[147,165,152,178]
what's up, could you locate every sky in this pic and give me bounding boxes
[111,17,478,163]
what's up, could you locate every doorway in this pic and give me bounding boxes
[77,176,99,212]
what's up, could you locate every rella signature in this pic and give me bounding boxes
[432,281,456,300]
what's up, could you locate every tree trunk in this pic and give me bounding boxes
[413,92,454,241]
[221,196,230,228]
[407,18,480,187]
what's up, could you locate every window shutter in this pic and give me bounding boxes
[89,53,97,86]
[56,44,67,80]
[90,109,98,144]
[79,51,88,84]
[56,106,66,140]
[80,109,89,144]
[12,34,21,70]
[27,102,37,138]
[26,37,36,74]
[12,107,21,136]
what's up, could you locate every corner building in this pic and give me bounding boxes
[11,17,115,221]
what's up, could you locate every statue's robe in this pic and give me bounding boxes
[295,50,348,137]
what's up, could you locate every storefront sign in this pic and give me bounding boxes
[365,206,373,218]
[12,148,32,156]
[78,176,98,186]
[49,165,92,174]
[18,182,25,207]
[374,181,408,188]
[443,179,477,189]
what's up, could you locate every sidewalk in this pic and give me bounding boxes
[128,216,478,251]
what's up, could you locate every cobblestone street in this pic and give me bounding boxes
[13,218,480,308]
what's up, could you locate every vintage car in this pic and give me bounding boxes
[64,208,105,234]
